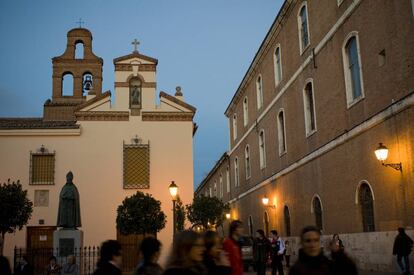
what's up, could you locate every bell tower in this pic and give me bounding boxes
[43,28,103,121]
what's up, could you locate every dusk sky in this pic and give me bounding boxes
[0,0,282,187]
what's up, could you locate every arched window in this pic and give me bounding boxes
[232,114,238,140]
[82,73,93,95]
[75,41,84,59]
[234,157,239,187]
[214,180,217,197]
[359,183,375,232]
[209,186,212,197]
[277,110,287,155]
[303,80,317,135]
[245,145,251,179]
[259,130,266,169]
[264,211,270,237]
[342,33,364,106]
[129,78,142,108]
[243,97,249,126]
[248,215,254,236]
[284,205,291,237]
[298,3,310,53]
[274,46,282,86]
[313,196,323,230]
[256,75,263,109]
[62,73,74,96]
[226,167,230,193]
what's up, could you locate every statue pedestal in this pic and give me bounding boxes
[53,229,83,260]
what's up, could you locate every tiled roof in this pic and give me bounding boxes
[0,118,79,129]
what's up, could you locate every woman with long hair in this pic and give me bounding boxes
[163,230,206,275]
[203,230,231,275]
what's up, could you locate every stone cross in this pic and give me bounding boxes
[132,39,140,52]
[76,18,85,28]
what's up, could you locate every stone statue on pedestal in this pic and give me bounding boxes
[57,171,81,229]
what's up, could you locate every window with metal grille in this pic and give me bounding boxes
[123,143,150,189]
[30,152,55,185]
[360,183,375,232]
[284,205,291,237]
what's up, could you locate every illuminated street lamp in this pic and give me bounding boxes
[169,181,179,236]
[374,143,402,171]
[225,213,231,220]
[262,195,276,209]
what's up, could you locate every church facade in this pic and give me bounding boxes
[196,0,414,272]
[0,28,196,266]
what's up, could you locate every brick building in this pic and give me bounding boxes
[196,0,414,271]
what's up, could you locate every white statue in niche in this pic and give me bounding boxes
[130,79,142,108]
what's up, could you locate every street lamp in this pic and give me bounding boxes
[262,195,276,209]
[225,213,231,220]
[169,181,179,236]
[374,143,402,171]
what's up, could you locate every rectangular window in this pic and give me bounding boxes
[232,114,238,140]
[243,97,249,127]
[278,111,287,155]
[30,153,55,185]
[347,39,362,99]
[259,131,266,169]
[226,167,230,193]
[256,76,263,109]
[343,34,364,107]
[303,81,317,135]
[234,158,239,187]
[123,143,150,189]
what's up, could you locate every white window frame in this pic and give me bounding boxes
[297,2,311,55]
[342,31,365,109]
[337,0,344,6]
[226,167,230,193]
[274,45,283,87]
[277,109,287,156]
[303,79,317,137]
[259,129,267,169]
[214,180,217,197]
[219,174,223,198]
[209,186,212,197]
[232,113,238,140]
[234,157,239,187]
[245,145,251,179]
[243,97,249,127]
[256,75,264,110]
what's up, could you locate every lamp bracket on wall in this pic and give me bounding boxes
[381,162,402,172]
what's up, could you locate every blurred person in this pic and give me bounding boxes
[289,226,332,275]
[163,230,206,275]
[203,230,231,275]
[222,220,243,275]
[393,227,413,275]
[0,255,12,275]
[330,238,357,275]
[284,240,292,268]
[270,230,285,275]
[61,255,79,275]
[46,256,61,275]
[93,240,122,275]
[332,234,344,250]
[254,229,271,275]
[14,255,33,275]
[135,236,163,275]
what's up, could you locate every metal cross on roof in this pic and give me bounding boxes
[76,18,85,28]
[131,39,140,52]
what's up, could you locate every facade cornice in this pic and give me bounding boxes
[159,91,197,113]
[224,0,292,117]
[115,82,156,88]
[114,64,156,72]
[75,111,129,121]
[113,52,158,65]
[142,112,194,121]
[0,128,81,136]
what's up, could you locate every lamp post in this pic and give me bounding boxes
[169,181,178,237]
[374,143,402,171]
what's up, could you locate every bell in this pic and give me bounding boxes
[83,75,93,91]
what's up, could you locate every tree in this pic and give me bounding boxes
[186,195,230,230]
[175,196,185,232]
[0,179,33,255]
[116,191,166,235]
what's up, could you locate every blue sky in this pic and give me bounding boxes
[0,0,282,187]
